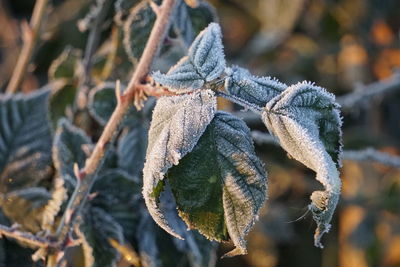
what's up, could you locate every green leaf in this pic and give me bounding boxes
[48,46,82,81]
[0,89,52,193]
[91,169,141,240]
[143,90,217,239]
[49,83,78,130]
[167,111,267,257]
[88,82,138,126]
[123,1,156,64]
[80,207,124,267]
[117,124,148,177]
[224,66,286,107]
[0,187,51,233]
[52,118,92,181]
[174,0,218,47]
[262,81,342,248]
[152,23,225,92]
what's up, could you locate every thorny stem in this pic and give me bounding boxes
[48,0,177,262]
[6,0,49,94]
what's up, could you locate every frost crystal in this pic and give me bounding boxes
[152,23,225,92]
[143,90,217,239]
[262,81,342,247]
[225,66,287,107]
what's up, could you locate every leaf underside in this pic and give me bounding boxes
[262,81,342,248]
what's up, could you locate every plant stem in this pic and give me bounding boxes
[6,0,49,94]
[0,224,53,248]
[52,0,177,253]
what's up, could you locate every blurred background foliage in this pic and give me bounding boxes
[0,0,400,266]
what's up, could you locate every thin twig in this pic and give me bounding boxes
[6,0,49,94]
[342,148,400,168]
[52,0,177,256]
[0,224,53,248]
[337,71,400,112]
[251,130,400,168]
[75,0,112,110]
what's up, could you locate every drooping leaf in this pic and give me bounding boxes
[49,83,78,130]
[174,0,218,47]
[0,187,51,233]
[123,1,156,64]
[262,81,342,248]
[88,82,139,126]
[0,89,52,193]
[117,124,148,177]
[48,46,82,81]
[143,90,217,239]
[80,207,124,267]
[152,23,225,92]
[167,111,267,257]
[224,66,287,107]
[91,169,141,240]
[52,118,92,181]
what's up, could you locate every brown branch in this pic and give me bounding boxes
[51,0,177,256]
[6,0,49,94]
[0,224,54,248]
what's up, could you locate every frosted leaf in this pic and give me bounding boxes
[49,83,78,130]
[168,111,267,257]
[143,90,217,239]
[0,89,52,193]
[173,0,218,48]
[80,207,124,267]
[48,46,82,82]
[152,23,225,92]
[114,0,141,26]
[224,66,286,107]
[52,118,92,180]
[123,1,156,64]
[262,81,342,248]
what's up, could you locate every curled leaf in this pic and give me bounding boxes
[152,23,225,92]
[262,81,342,247]
[143,90,217,239]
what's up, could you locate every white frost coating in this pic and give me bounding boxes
[152,23,225,92]
[262,81,342,248]
[143,90,217,239]
[224,66,287,107]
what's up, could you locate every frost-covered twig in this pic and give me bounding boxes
[0,224,54,248]
[252,130,400,168]
[343,148,400,168]
[6,0,49,94]
[52,0,177,258]
[337,71,400,112]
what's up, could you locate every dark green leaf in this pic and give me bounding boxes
[49,83,77,130]
[123,1,156,64]
[168,111,267,257]
[48,47,82,81]
[80,207,124,267]
[52,118,92,181]
[0,89,52,193]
